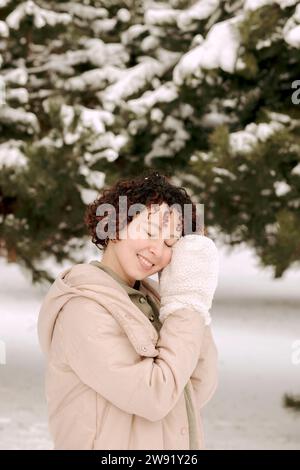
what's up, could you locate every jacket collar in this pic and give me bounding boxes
[38,263,161,359]
[89,260,141,293]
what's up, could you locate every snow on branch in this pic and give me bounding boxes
[0,140,27,169]
[99,57,170,111]
[127,82,178,117]
[6,0,71,30]
[0,106,39,133]
[173,16,242,85]
[55,2,107,21]
[145,0,220,30]
[283,4,300,48]
[244,0,298,10]
[229,121,284,154]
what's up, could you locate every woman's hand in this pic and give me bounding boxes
[159,234,219,325]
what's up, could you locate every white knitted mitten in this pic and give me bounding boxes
[158,235,219,325]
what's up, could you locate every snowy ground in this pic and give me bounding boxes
[0,242,299,450]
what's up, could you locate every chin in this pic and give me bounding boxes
[134,272,151,282]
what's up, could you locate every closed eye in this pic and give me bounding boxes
[147,231,175,248]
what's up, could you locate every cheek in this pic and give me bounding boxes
[161,249,172,268]
[115,240,136,260]
[132,239,149,253]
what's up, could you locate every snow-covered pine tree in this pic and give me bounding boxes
[0,0,300,282]
[184,0,300,278]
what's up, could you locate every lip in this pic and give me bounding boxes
[137,254,154,271]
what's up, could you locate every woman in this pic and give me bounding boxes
[37,171,219,450]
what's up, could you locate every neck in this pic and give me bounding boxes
[101,248,136,288]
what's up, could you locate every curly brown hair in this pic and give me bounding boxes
[84,170,207,251]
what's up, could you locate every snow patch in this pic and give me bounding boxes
[173,16,241,85]
[273,181,292,197]
[145,0,220,30]
[0,140,27,169]
[100,58,169,111]
[229,121,284,154]
[6,1,71,30]
[291,162,300,176]
[283,5,300,48]
[127,82,178,117]
[244,0,299,10]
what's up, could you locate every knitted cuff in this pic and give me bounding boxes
[159,300,212,326]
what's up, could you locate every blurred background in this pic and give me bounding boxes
[0,0,300,449]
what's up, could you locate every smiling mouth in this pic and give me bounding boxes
[137,254,154,270]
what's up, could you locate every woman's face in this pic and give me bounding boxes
[102,202,182,287]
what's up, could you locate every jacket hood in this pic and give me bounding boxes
[37,262,160,359]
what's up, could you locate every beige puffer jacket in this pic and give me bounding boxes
[37,262,218,450]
